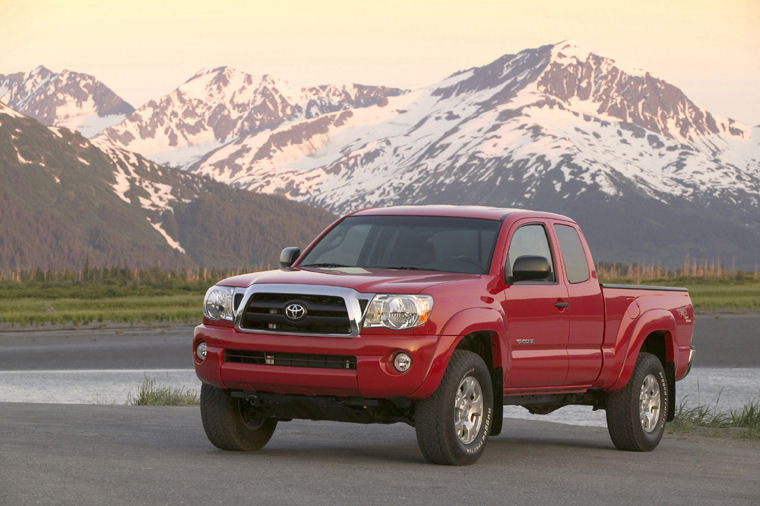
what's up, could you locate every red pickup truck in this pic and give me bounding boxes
[194,206,694,465]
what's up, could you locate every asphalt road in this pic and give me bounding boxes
[0,403,757,505]
[0,325,195,370]
[0,313,757,370]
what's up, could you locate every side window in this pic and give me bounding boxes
[555,225,590,284]
[505,224,555,282]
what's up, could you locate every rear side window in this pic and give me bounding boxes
[555,225,590,284]
[505,224,556,282]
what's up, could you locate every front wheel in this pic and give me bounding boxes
[605,352,668,451]
[200,384,277,451]
[415,350,494,465]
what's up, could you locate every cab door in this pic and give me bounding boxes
[553,223,605,385]
[500,222,569,388]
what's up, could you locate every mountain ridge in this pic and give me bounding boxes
[94,66,405,167]
[181,42,758,268]
[0,66,134,137]
[3,42,758,268]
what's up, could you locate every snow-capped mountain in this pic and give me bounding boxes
[186,41,759,268]
[0,66,134,137]
[0,102,333,270]
[95,66,404,167]
[5,42,758,268]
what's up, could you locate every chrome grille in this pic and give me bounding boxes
[234,284,373,337]
[241,292,352,334]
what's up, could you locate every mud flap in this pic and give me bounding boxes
[665,362,676,422]
[490,366,503,435]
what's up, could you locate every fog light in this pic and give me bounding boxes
[393,352,412,373]
[196,341,207,361]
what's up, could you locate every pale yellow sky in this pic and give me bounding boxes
[2,0,759,123]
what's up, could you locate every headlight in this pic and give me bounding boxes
[363,294,433,330]
[203,286,235,321]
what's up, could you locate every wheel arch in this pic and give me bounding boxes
[411,307,505,400]
[608,309,678,394]
[638,331,677,422]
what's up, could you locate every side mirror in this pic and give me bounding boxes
[511,255,551,282]
[279,247,301,268]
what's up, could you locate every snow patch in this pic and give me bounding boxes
[148,218,185,253]
[16,148,34,165]
[57,112,128,138]
[111,167,132,203]
[149,140,226,168]
[552,40,648,78]
[0,102,24,118]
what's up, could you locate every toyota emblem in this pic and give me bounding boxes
[284,302,307,321]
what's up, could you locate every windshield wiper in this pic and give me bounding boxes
[299,263,352,268]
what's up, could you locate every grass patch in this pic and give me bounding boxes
[127,377,199,406]
[668,399,760,439]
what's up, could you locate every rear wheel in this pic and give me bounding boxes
[605,352,668,451]
[200,384,277,451]
[415,350,494,465]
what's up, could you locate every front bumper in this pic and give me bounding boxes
[193,324,439,398]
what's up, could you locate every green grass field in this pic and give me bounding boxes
[0,272,758,327]
[676,280,760,312]
[0,293,202,326]
[0,274,210,326]
[602,278,760,313]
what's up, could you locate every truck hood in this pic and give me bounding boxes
[218,267,482,294]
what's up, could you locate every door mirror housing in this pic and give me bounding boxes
[279,247,301,268]
[511,255,551,282]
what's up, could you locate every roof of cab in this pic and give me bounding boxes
[349,205,574,223]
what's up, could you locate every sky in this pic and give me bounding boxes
[2,0,759,123]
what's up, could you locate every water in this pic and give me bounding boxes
[0,369,200,405]
[0,368,757,429]
[505,367,760,427]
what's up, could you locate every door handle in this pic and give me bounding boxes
[554,302,569,309]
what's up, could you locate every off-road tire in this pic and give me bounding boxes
[415,350,494,465]
[605,352,668,451]
[200,384,277,451]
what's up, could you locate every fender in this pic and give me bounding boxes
[411,307,505,399]
[604,309,677,391]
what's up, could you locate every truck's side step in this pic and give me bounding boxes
[504,391,605,415]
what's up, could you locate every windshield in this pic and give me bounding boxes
[299,215,502,274]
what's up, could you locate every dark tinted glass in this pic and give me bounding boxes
[300,215,501,274]
[505,224,555,282]
[555,225,590,284]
